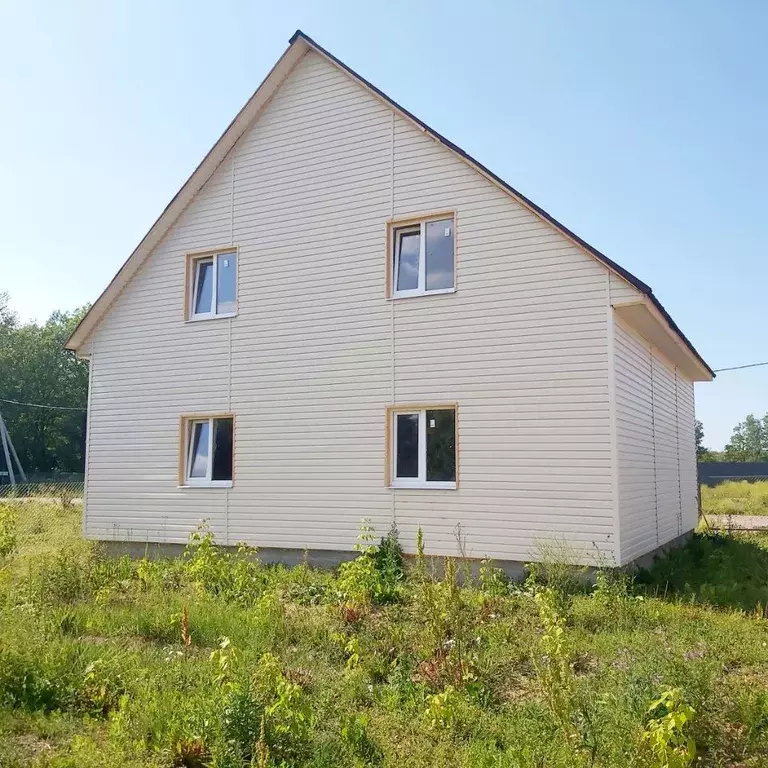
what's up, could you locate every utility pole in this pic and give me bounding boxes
[0,409,26,486]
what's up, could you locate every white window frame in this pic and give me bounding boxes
[392,217,456,299]
[189,251,237,320]
[183,416,233,488]
[391,408,456,490]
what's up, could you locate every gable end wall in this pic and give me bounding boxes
[85,50,620,563]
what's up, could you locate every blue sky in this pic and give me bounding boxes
[1,0,765,449]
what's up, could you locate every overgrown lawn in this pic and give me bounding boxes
[701,480,768,517]
[1,512,768,766]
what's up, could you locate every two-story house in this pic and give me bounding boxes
[65,31,713,569]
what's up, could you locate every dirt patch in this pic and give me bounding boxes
[7,734,53,764]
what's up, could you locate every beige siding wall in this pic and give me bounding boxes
[609,273,642,305]
[85,50,618,562]
[613,320,697,564]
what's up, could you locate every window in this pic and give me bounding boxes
[188,250,237,319]
[182,416,233,486]
[389,406,457,489]
[391,215,455,297]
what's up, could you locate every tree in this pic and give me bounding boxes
[724,413,768,463]
[694,419,722,462]
[695,420,706,458]
[0,296,90,477]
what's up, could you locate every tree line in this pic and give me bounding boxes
[0,293,89,478]
[697,415,768,463]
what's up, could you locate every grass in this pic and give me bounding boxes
[1,505,768,766]
[701,480,768,517]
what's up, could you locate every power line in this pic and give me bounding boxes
[2,359,767,411]
[713,361,768,373]
[0,397,86,412]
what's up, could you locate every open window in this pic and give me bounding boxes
[389,214,455,298]
[388,405,457,489]
[181,415,233,487]
[187,250,237,319]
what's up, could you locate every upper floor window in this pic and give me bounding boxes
[390,214,455,298]
[188,250,237,320]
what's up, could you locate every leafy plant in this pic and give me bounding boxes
[534,587,575,731]
[375,520,405,594]
[643,688,696,768]
[255,652,311,764]
[78,658,125,716]
[416,526,426,580]
[341,712,382,764]
[426,684,461,729]
[183,524,265,605]
[337,519,404,606]
[478,558,509,597]
[344,637,362,671]
[210,636,239,688]
[533,586,597,761]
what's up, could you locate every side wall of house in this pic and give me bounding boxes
[611,288,698,564]
[84,49,618,563]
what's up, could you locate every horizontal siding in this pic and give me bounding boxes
[85,50,617,563]
[389,92,614,562]
[610,273,642,305]
[614,323,657,562]
[614,320,697,564]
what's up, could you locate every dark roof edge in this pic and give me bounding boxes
[290,30,714,378]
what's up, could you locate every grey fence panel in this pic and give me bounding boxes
[698,462,768,486]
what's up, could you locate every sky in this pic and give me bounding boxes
[1,0,766,449]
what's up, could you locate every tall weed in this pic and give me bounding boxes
[183,525,265,605]
[337,519,404,606]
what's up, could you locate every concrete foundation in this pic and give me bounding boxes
[625,529,694,572]
[95,528,694,579]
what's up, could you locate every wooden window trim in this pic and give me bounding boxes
[385,211,457,299]
[184,246,239,321]
[178,413,235,488]
[385,403,459,489]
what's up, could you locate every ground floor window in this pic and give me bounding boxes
[389,406,457,489]
[181,415,233,487]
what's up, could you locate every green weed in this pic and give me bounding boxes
[643,687,696,767]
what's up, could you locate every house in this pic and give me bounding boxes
[65,31,714,569]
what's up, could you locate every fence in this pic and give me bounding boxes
[698,462,768,487]
[0,482,84,559]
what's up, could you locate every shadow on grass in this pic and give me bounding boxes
[635,531,768,613]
